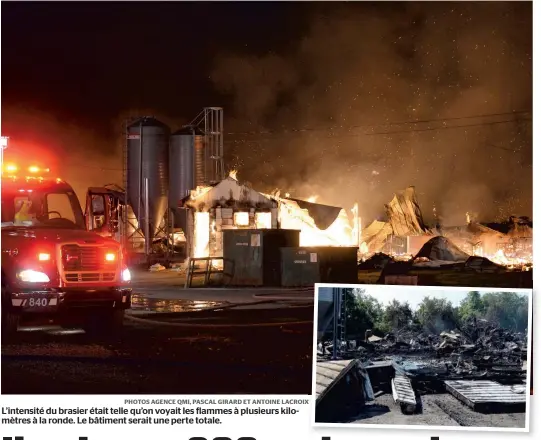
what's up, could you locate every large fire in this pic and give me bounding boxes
[485,249,532,271]
[188,172,360,259]
[186,173,531,272]
[271,194,358,247]
[193,211,210,258]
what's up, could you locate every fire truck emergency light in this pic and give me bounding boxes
[38,253,51,261]
[4,164,18,173]
[105,252,116,262]
[1,162,50,176]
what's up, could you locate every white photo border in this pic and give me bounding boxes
[311,283,533,433]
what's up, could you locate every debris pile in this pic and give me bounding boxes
[414,236,470,267]
[316,319,528,421]
[319,319,527,384]
[464,256,505,274]
[358,253,394,270]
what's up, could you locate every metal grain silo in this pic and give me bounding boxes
[126,117,170,241]
[169,126,206,206]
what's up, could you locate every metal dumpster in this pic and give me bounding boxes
[223,229,300,286]
[280,246,359,287]
[280,248,321,287]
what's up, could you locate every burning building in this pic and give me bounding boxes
[359,187,533,270]
[182,171,361,260]
[183,174,279,258]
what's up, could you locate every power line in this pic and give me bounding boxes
[224,110,531,136]
[366,117,531,136]
[2,110,530,171]
[64,163,123,172]
[225,117,531,143]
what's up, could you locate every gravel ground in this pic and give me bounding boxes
[351,393,526,428]
[1,306,314,394]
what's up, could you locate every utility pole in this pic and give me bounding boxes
[1,136,9,170]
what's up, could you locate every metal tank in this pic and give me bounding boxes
[169,126,206,206]
[126,117,170,241]
[317,287,336,339]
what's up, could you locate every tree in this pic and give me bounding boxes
[415,296,458,333]
[345,288,384,338]
[377,299,413,333]
[458,291,485,322]
[482,292,529,332]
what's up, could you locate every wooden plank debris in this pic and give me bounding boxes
[315,359,359,404]
[445,380,527,413]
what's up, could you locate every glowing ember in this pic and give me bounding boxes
[485,249,532,270]
[359,242,369,254]
[307,195,318,203]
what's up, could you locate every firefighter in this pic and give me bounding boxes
[14,199,35,224]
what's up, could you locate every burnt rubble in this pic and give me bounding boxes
[316,319,528,419]
[358,253,394,270]
[318,318,527,391]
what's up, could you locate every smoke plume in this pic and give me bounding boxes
[1,105,123,205]
[211,2,532,224]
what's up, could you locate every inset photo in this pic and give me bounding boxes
[312,284,531,431]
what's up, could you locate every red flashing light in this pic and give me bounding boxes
[2,162,51,178]
[38,253,51,262]
[4,164,18,173]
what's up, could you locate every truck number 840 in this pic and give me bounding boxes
[28,297,48,307]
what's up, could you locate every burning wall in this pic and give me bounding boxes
[185,175,278,258]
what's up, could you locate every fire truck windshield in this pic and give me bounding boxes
[1,188,85,230]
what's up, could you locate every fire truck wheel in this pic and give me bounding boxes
[1,310,20,342]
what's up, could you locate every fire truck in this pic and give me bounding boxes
[1,162,132,339]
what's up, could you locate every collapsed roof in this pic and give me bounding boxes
[415,236,470,262]
[385,186,430,236]
[184,176,345,231]
[286,198,342,230]
[184,176,277,210]
[361,220,393,253]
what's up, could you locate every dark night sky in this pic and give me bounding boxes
[1,1,533,224]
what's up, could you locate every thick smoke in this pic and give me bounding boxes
[0,106,191,207]
[1,105,123,206]
[212,2,532,224]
